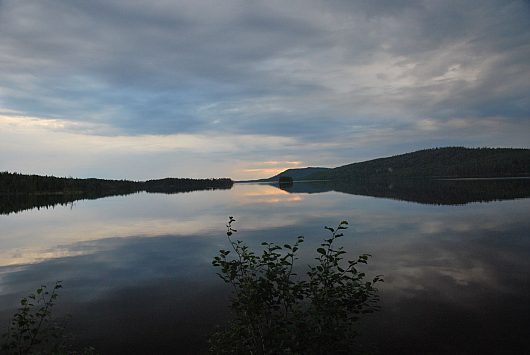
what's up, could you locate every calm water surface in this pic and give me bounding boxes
[1,183,529,354]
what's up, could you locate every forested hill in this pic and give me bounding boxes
[246,167,331,182]
[0,172,233,195]
[274,148,530,181]
[310,147,530,180]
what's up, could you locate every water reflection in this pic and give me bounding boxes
[240,184,304,204]
[2,178,529,217]
[0,184,529,354]
[278,178,530,205]
[0,185,232,216]
[0,234,231,353]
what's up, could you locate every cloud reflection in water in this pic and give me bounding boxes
[0,184,528,353]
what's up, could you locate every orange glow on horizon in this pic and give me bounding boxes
[260,161,303,166]
[240,160,304,178]
[233,184,304,204]
[241,168,286,175]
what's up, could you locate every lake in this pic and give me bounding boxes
[1,180,529,354]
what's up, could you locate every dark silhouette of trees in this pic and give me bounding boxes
[278,176,293,185]
[0,172,233,215]
[305,147,530,180]
[278,178,530,205]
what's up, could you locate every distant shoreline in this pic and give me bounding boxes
[0,172,233,195]
[239,176,530,184]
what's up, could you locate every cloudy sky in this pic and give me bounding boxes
[1,0,529,180]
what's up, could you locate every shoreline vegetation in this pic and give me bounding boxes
[243,147,530,205]
[2,147,529,214]
[0,172,233,215]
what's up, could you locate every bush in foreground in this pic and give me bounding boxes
[1,282,97,355]
[1,282,69,354]
[210,217,382,354]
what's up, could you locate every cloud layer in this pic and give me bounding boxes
[1,0,529,178]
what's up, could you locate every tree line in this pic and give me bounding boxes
[0,172,233,195]
[303,147,530,180]
[0,172,233,214]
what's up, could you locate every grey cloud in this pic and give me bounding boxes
[0,0,528,150]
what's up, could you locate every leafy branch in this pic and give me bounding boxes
[1,282,67,355]
[210,217,383,354]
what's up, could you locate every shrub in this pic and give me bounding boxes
[210,217,382,354]
[1,282,98,355]
[1,282,69,354]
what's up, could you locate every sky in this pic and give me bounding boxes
[1,0,529,180]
